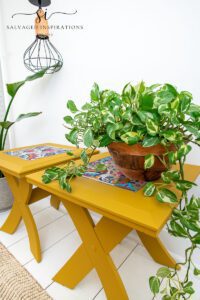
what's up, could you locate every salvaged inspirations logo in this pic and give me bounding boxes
[6,0,84,74]
[7,0,84,34]
[7,24,84,32]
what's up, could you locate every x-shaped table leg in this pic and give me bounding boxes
[54,200,178,298]
[0,173,41,262]
[1,176,22,234]
[57,201,129,300]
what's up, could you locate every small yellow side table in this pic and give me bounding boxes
[26,153,200,300]
[0,143,98,262]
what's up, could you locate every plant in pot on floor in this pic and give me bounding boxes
[43,82,200,299]
[0,69,48,212]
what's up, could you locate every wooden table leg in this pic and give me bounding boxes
[54,202,178,293]
[50,195,61,210]
[0,174,41,262]
[1,176,22,234]
[53,215,131,288]
[1,200,22,234]
[137,231,179,269]
[57,201,129,300]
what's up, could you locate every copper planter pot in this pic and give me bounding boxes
[108,142,173,181]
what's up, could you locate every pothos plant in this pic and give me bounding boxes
[43,82,200,299]
[0,69,48,178]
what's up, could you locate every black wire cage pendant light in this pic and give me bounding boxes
[13,0,77,74]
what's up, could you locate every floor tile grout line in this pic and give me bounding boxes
[92,243,139,300]
[117,243,139,270]
[30,198,69,217]
[6,214,67,249]
[31,205,51,216]
[33,205,67,217]
[92,287,104,299]
[0,204,51,229]
[44,280,54,291]
[23,227,77,267]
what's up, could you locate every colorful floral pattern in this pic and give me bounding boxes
[84,156,146,192]
[6,146,67,161]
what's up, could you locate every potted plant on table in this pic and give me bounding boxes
[43,82,200,299]
[0,69,47,211]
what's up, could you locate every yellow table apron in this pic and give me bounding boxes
[0,143,98,262]
[26,153,200,300]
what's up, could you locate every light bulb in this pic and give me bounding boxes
[23,8,63,74]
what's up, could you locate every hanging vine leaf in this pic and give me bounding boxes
[175,180,197,191]
[149,276,160,295]
[83,128,94,147]
[156,267,171,279]
[143,182,156,196]
[156,188,177,203]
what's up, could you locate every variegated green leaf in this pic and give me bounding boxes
[83,128,94,147]
[149,276,160,295]
[184,123,200,138]
[120,132,139,145]
[146,119,159,136]
[158,104,170,115]
[170,220,188,237]
[102,111,115,124]
[67,100,78,113]
[106,123,116,139]
[142,136,160,147]
[175,180,196,191]
[122,82,136,103]
[90,83,100,101]
[143,182,156,196]
[179,91,192,113]
[64,115,74,125]
[144,154,155,169]
[162,130,177,142]
[177,144,192,159]
[156,267,171,279]
[156,188,177,203]
[170,97,179,111]
[95,164,107,172]
[168,151,177,164]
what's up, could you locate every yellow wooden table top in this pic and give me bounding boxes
[26,152,200,237]
[0,143,98,178]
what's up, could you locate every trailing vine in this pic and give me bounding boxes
[149,152,200,300]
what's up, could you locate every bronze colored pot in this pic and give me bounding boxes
[108,142,174,181]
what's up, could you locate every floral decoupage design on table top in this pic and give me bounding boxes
[6,146,67,161]
[84,156,146,192]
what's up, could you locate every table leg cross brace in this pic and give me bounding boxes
[0,173,49,262]
[55,201,129,300]
[54,200,178,300]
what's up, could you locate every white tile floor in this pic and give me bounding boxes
[0,179,200,300]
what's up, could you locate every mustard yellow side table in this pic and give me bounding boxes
[0,143,98,262]
[26,153,200,300]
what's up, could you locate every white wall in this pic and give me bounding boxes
[0,64,5,126]
[0,0,199,164]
